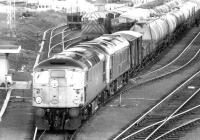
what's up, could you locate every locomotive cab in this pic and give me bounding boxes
[33,68,85,108]
[33,57,86,130]
[33,47,105,130]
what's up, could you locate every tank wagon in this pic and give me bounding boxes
[32,0,200,131]
[130,0,199,63]
[81,0,184,40]
[111,0,183,32]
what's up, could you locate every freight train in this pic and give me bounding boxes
[33,0,200,130]
[81,0,184,40]
[67,0,157,31]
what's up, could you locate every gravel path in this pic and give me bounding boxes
[0,89,34,140]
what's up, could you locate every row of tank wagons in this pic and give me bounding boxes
[81,0,200,40]
[131,1,200,60]
[115,0,200,27]
[81,0,183,38]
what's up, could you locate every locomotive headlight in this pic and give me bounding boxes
[35,96,42,104]
[69,108,80,117]
[50,79,58,88]
[35,108,45,117]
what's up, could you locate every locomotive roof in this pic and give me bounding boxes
[63,46,105,67]
[35,49,103,70]
[35,56,86,70]
[35,43,107,71]
[113,31,142,41]
[86,34,129,54]
[71,45,105,59]
[78,42,108,54]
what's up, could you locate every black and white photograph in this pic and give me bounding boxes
[0,0,200,139]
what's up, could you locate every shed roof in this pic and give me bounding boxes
[0,45,21,53]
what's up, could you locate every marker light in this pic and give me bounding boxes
[35,96,42,104]
[69,108,80,117]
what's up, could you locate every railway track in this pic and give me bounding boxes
[113,70,200,140]
[48,25,82,58]
[35,28,52,66]
[34,24,82,67]
[112,31,200,140]
[33,127,78,140]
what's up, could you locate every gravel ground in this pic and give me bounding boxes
[74,27,200,140]
[0,90,7,112]
[0,89,34,140]
[181,127,200,140]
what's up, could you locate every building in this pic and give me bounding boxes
[26,0,96,13]
[0,45,21,85]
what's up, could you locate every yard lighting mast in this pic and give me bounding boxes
[7,0,16,37]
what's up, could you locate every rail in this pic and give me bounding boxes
[47,28,71,58]
[48,28,82,58]
[0,89,12,122]
[155,118,200,139]
[119,69,200,139]
[34,27,54,68]
[123,102,200,139]
[64,36,82,49]
[145,87,200,140]
[34,23,70,68]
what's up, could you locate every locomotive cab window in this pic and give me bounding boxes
[34,71,49,84]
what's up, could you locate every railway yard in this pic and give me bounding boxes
[0,0,200,140]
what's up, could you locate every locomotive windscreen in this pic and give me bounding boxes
[36,58,84,69]
[50,60,66,65]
